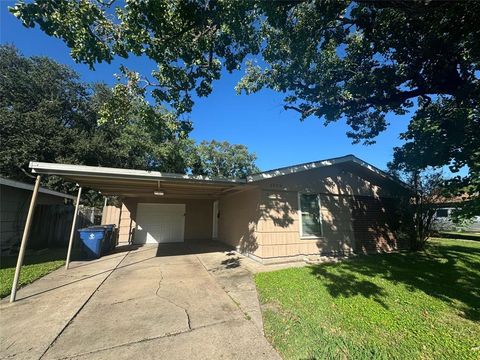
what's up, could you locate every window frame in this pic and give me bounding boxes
[298,192,324,239]
[435,208,449,218]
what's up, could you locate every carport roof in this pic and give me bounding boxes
[29,161,246,198]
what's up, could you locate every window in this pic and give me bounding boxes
[436,208,449,218]
[299,193,322,237]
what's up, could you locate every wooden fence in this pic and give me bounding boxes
[28,205,100,249]
[101,205,121,226]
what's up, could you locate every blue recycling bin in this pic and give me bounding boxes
[103,224,117,251]
[78,227,107,259]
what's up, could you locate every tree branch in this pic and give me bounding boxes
[18,166,36,179]
[95,0,116,7]
[283,104,318,117]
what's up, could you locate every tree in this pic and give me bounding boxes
[10,0,479,134]
[90,82,196,174]
[410,171,445,251]
[0,46,259,200]
[10,0,260,114]
[0,45,92,183]
[390,168,445,251]
[390,98,479,221]
[0,46,196,201]
[11,1,479,207]
[192,140,260,179]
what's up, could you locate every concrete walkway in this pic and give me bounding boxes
[0,242,280,360]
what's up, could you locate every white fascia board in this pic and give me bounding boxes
[29,162,246,185]
[0,177,76,200]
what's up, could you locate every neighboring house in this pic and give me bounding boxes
[30,155,412,263]
[433,207,480,233]
[0,177,76,251]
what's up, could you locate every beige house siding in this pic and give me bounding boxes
[217,188,261,256]
[116,197,213,244]
[101,204,131,244]
[249,163,409,261]
[104,162,408,261]
[256,190,355,259]
[119,203,134,244]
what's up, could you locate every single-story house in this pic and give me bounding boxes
[0,177,76,251]
[29,155,412,263]
[433,207,480,232]
[432,194,480,233]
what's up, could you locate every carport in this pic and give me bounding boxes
[10,161,245,302]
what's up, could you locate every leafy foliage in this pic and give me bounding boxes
[397,170,446,250]
[11,1,479,136]
[10,0,261,114]
[9,1,479,214]
[90,82,196,174]
[0,45,92,185]
[0,45,194,184]
[0,46,259,203]
[240,1,480,142]
[192,140,260,179]
[391,98,480,220]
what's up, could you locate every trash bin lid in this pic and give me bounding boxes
[88,225,115,229]
[78,227,105,232]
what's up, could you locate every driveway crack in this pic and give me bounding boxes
[51,318,236,360]
[155,270,191,331]
[111,297,136,305]
[39,250,131,360]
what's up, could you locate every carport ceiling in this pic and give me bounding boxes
[29,162,246,198]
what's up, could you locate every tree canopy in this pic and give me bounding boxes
[389,98,479,218]
[11,1,479,134]
[0,46,259,199]
[9,1,480,214]
[192,140,260,179]
[0,46,193,185]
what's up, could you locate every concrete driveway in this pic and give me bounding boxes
[0,242,280,360]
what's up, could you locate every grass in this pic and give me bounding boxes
[0,248,66,298]
[255,238,480,360]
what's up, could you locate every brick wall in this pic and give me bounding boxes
[350,196,408,253]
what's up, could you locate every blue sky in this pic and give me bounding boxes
[1,2,411,172]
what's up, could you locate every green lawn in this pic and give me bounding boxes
[255,239,480,360]
[0,248,66,298]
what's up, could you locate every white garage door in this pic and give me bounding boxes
[134,203,185,244]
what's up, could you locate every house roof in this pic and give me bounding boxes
[247,154,410,189]
[0,177,76,200]
[28,154,410,197]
